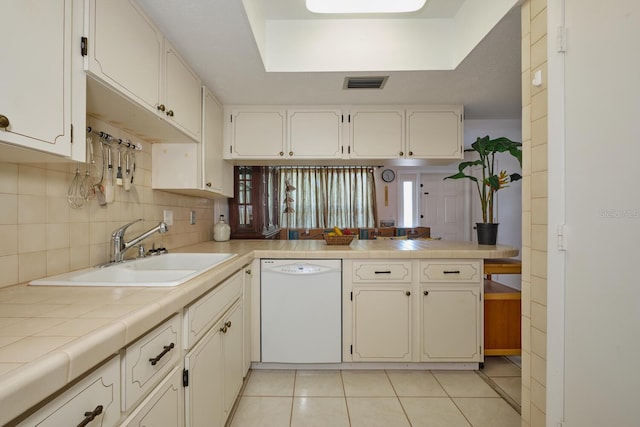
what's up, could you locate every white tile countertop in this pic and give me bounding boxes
[0,239,517,425]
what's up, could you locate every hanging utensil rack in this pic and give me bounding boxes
[86,127,143,151]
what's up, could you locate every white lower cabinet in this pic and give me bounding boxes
[421,287,481,361]
[122,314,181,412]
[351,287,413,361]
[344,259,483,364]
[17,356,121,427]
[183,270,245,427]
[119,366,183,427]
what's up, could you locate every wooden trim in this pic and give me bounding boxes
[484,258,522,275]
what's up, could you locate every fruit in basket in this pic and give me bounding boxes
[333,226,343,236]
[327,231,337,237]
[343,228,352,235]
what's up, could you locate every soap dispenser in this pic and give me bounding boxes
[213,214,231,241]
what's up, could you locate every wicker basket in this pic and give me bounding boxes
[324,234,355,245]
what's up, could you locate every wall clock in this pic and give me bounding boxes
[381,169,396,183]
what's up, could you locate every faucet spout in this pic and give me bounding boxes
[111,220,169,263]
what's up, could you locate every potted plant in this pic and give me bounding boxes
[444,135,522,245]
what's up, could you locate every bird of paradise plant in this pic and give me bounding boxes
[445,136,522,223]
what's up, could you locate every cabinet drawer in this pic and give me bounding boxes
[351,261,412,283]
[183,271,242,349]
[419,260,481,283]
[18,356,120,427]
[123,314,181,412]
[119,366,183,427]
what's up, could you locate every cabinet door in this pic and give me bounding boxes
[222,302,244,421]
[184,320,224,427]
[406,107,463,159]
[227,109,286,159]
[348,108,404,159]
[88,0,162,112]
[352,287,412,361]
[421,287,481,362]
[164,41,202,140]
[203,89,233,196]
[242,267,253,377]
[287,109,343,159]
[120,367,184,427]
[17,357,120,427]
[0,0,73,156]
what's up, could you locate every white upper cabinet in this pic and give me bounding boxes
[225,105,463,161]
[88,0,162,112]
[163,41,202,140]
[87,0,201,142]
[0,0,85,161]
[348,108,405,159]
[406,106,463,159]
[287,109,343,159]
[226,108,287,159]
[152,88,231,198]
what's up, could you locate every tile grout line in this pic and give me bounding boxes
[339,370,353,427]
[384,369,414,427]
[475,369,522,415]
[431,371,475,427]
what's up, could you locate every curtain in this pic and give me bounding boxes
[279,166,377,228]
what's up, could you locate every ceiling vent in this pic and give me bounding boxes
[344,76,388,89]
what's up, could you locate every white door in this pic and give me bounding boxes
[419,173,467,240]
[548,1,640,426]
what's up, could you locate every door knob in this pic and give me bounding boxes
[157,104,166,112]
[0,115,9,129]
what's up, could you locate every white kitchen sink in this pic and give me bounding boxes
[29,253,237,287]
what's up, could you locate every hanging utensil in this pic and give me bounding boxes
[87,130,100,186]
[124,148,132,192]
[116,144,123,186]
[104,144,115,203]
[67,163,86,209]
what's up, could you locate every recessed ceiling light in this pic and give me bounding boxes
[306,0,427,14]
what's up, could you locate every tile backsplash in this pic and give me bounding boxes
[0,118,221,288]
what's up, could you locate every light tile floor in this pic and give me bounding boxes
[228,357,521,427]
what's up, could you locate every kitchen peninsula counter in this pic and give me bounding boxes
[0,239,517,425]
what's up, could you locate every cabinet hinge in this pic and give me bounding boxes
[70,124,73,143]
[341,115,344,123]
[350,345,353,354]
[229,145,232,154]
[230,114,233,123]
[350,291,353,301]
[348,146,351,154]
[341,146,344,154]
[182,369,189,387]
[81,37,88,56]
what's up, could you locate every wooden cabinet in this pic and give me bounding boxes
[17,357,120,427]
[0,0,85,161]
[406,106,463,159]
[351,287,413,362]
[348,108,405,159]
[87,0,201,142]
[229,166,280,239]
[183,271,244,427]
[120,366,184,427]
[152,88,232,198]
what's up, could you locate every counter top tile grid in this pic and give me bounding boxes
[0,239,518,425]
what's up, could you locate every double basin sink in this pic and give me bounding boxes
[30,253,237,287]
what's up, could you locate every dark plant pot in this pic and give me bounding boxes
[476,223,499,245]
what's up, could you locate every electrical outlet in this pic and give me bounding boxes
[190,211,196,225]
[163,210,173,226]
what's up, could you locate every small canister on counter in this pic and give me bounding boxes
[213,214,231,241]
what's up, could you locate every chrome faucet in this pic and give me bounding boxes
[111,219,169,263]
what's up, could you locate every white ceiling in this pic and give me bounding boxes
[135,0,521,120]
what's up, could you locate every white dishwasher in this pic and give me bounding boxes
[261,259,342,363]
